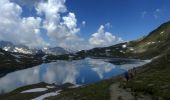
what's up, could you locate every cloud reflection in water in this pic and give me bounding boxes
[0,58,148,93]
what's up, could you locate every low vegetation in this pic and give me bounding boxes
[125,53,170,100]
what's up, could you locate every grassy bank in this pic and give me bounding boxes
[125,53,170,100]
[47,78,121,100]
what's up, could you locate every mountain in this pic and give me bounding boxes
[43,47,69,55]
[0,41,70,56]
[44,21,170,61]
[127,21,170,58]
[0,41,36,54]
[75,21,170,59]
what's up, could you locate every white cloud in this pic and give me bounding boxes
[153,8,161,19]
[82,21,86,27]
[105,22,112,29]
[141,11,147,18]
[62,12,80,36]
[0,0,124,50]
[10,0,39,6]
[0,0,47,48]
[155,8,160,12]
[36,0,83,49]
[89,25,123,47]
[141,9,162,20]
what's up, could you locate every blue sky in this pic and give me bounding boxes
[66,0,170,40]
[0,0,170,50]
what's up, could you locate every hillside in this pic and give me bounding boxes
[75,21,170,59]
[127,21,170,58]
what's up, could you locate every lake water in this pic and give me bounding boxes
[0,58,150,93]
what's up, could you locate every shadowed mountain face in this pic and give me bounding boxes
[0,48,44,77]
[75,21,170,59]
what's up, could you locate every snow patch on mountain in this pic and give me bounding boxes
[32,90,61,100]
[122,44,127,48]
[21,88,48,93]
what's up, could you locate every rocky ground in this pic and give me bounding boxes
[110,83,152,100]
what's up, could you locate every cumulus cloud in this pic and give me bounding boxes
[0,0,47,48]
[89,25,123,47]
[36,0,83,49]
[0,0,124,50]
[10,0,39,6]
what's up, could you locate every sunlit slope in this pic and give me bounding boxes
[78,21,170,59]
[127,21,170,58]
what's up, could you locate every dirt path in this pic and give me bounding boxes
[110,83,152,100]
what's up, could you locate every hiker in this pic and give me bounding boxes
[132,67,137,76]
[129,67,137,79]
[129,69,134,79]
[124,71,129,82]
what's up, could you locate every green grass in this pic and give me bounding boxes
[48,78,121,100]
[0,78,122,100]
[0,82,50,100]
[125,54,170,100]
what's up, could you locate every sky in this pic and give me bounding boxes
[0,0,170,50]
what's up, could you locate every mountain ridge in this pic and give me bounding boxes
[0,40,70,55]
[74,21,170,59]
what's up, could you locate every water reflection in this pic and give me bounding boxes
[0,58,148,93]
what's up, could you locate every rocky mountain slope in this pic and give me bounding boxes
[0,41,70,56]
[0,41,37,54]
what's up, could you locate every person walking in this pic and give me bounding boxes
[124,71,129,82]
[132,67,137,76]
[129,69,134,79]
